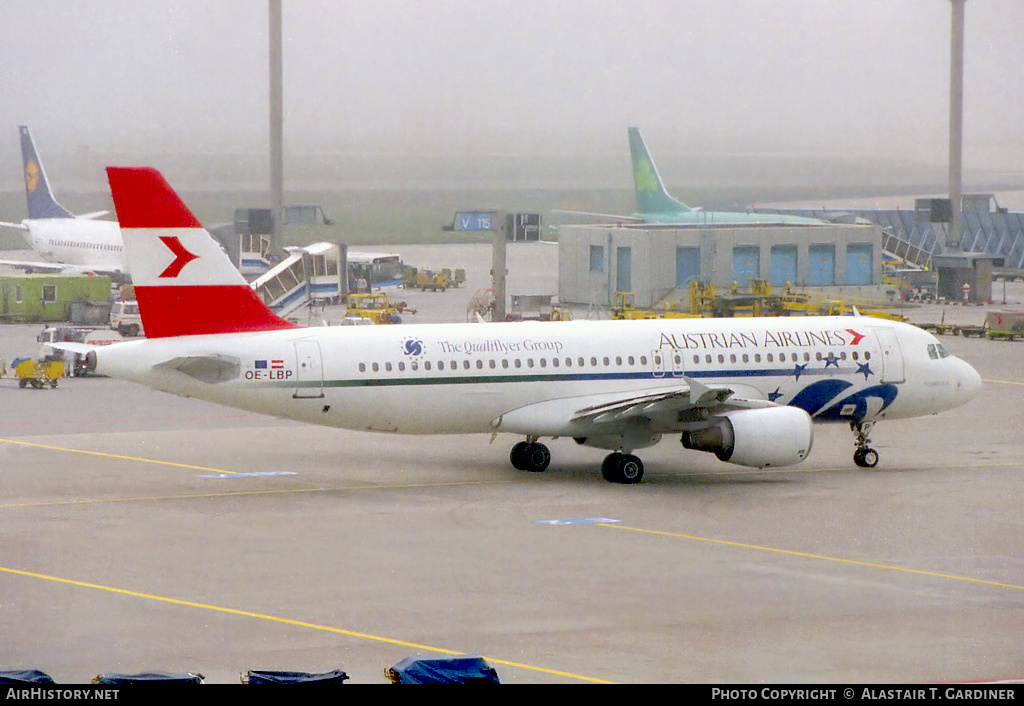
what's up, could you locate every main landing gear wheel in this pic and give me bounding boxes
[601,452,645,484]
[854,447,879,468]
[851,421,879,468]
[510,441,551,473]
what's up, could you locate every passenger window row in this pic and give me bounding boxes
[356,350,871,374]
[358,355,651,374]
[48,239,121,251]
[688,350,872,365]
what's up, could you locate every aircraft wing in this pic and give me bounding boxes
[495,377,776,438]
[571,377,778,427]
[0,257,126,278]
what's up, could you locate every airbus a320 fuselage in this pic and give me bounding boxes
[74,167,981,485]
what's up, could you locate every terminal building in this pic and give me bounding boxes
[557,222,889,308]
[756,194,1023,272]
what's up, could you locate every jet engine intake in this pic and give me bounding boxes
[681,406,813,468]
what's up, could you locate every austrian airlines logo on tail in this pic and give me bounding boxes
[157,236,199,278]
[106,166,300,338]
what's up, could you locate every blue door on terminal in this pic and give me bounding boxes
[808,244,836,285]
[846,243,873,285]
[770,245,797,286]
[616,246,631,293]
[732,246,760,285]
[675,247,700,288]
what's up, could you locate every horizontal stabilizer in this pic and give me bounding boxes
[44,341,98,356]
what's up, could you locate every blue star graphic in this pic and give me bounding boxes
[793,363,807,381]
[767,387,784,402]
[824,353,839,369]
[856,362,873,380]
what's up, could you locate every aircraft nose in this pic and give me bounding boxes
[955,358,983,404]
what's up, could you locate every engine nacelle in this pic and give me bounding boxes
[681,406,813,468]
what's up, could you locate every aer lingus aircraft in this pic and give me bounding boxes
[629,127,827,225]
[0,126,128,279]
[81,166,980,484]
[560,127,825,226]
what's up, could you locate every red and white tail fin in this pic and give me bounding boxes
[106,166,300,338]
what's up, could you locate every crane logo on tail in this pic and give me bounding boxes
[158,236,199,278]
[24,160,39,194]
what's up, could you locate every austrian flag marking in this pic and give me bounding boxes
[246,358,292,381]
[157,235,200,278]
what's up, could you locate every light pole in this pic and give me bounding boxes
[947,0,966,252]
[269,0,284,255]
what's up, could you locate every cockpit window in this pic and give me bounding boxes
[927,343,952,360]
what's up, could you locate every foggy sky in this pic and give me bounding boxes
[1,1,1022,177]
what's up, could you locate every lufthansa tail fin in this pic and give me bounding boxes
[19,126,74,219]
[628,127,692,215]
[105,166,301,339]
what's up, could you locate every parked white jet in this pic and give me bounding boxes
[84,166,981,483]
[0,126,127,279]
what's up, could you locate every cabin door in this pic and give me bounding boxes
[871,328,905,384]
[293,340,324,398]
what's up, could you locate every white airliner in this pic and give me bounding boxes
[79,167,981,484]
[0,126,127,279]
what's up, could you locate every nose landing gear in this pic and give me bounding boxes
[851,422,879,468]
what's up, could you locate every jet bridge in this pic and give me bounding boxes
[212,204,336,277]
[251,241,344,318]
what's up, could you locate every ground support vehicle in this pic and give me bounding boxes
[440,268,466,287]
[507,293,573,322]
[415,270,449,292]
[109,299,145,337]
[981,311,1024,340]
[613,279,907,322]
[345,293,409,324]
[955,325,986,337]
[610,291,701,320]
[918,311,1024,340]
[466,288,495,322]
[37,325,125,375]
[13,357,64,388]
